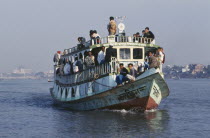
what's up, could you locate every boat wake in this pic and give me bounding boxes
[100,109,137,114]
[100,108,159,114]
[144,109,158,113]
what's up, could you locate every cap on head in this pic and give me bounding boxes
[57,51,61,54]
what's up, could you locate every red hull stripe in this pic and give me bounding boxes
[100,96,158,110]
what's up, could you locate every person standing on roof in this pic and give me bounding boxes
[144,27,155,44]
[107,16,117,35]
[97,46,105,65]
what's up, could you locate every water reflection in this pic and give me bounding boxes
[50,108,170,137]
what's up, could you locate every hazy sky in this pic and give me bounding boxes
[0,0,210,72]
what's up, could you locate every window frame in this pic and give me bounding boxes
[119,48,131,59]
[133,48,143,59]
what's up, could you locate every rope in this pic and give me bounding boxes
[88,73,114,89]
[94,80,114,88]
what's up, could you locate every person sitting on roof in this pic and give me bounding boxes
[141,30,146,43]
[144,27,155,44]
[92,30,100,44]
[133,32,141,42]
[85,51,95,68]
[115,63,129,86]
[97,46,106,65]
[77,37,85,50]
[107,16,117,35]
[141,30,145,37]
[127,63,137,82]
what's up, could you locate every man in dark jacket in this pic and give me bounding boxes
[105,45,115,62]
[144,27,155,43]
[115,63,129,86]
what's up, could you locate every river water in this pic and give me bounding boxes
[0,79,209,138]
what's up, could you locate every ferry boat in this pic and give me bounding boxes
[50,18,169,111]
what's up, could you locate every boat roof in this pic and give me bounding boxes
[62,36,160,56]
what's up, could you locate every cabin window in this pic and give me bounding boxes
[120,48,130,59]
[133,48,143,59]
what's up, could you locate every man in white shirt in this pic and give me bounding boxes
[64,61,71,75]
[157,47,164,72]
[97,46,105,65]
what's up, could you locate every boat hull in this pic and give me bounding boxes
[50,73,169,111]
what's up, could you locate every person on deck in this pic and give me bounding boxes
[64,60,71,75]
[141,30,145,37]
[161,47,165,64]
[144,27,155,44]
[92,30,101,45]
[148,51,158,69]
[133,32,140,42]
[127,63,137,82]
[85,51,95,68]
[78,53,84,71]
[97,46,106,65]
[107,16,117,35]
[115,63,129,86]
[157,47,164,72]
[105,45,115,63]
[141,30,146,43]
[53,51,61,65]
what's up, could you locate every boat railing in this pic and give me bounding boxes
[63,36,153,55]
[55,57,118,85]
[91,36,153,45]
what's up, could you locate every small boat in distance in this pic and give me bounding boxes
[50,17,169,111]
[48,79,53,82]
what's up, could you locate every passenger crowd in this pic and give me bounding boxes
[53,46,165,86]
[115,47,165,86]
[53,16,164,86]
[77,16,155,47]
[53,45,116,76]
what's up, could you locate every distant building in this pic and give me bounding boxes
[13,68,32,74]
[182,65,190,73]
[192,64,204,74]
